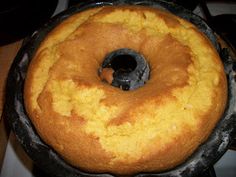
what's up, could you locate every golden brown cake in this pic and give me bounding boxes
[24,6,227,175]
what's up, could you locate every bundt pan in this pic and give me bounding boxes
[4,0,236,176]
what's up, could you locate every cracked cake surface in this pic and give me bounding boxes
[24,6,227,175]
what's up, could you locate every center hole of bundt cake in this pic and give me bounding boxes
[99,48,150,91]
[110,54,137,73]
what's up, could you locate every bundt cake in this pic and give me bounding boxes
[24,5,227,175]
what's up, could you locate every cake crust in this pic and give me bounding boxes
[24,6,227,175]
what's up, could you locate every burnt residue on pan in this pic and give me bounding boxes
[4,0,236,177]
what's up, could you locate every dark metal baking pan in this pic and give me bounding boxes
[3,0,236,176]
